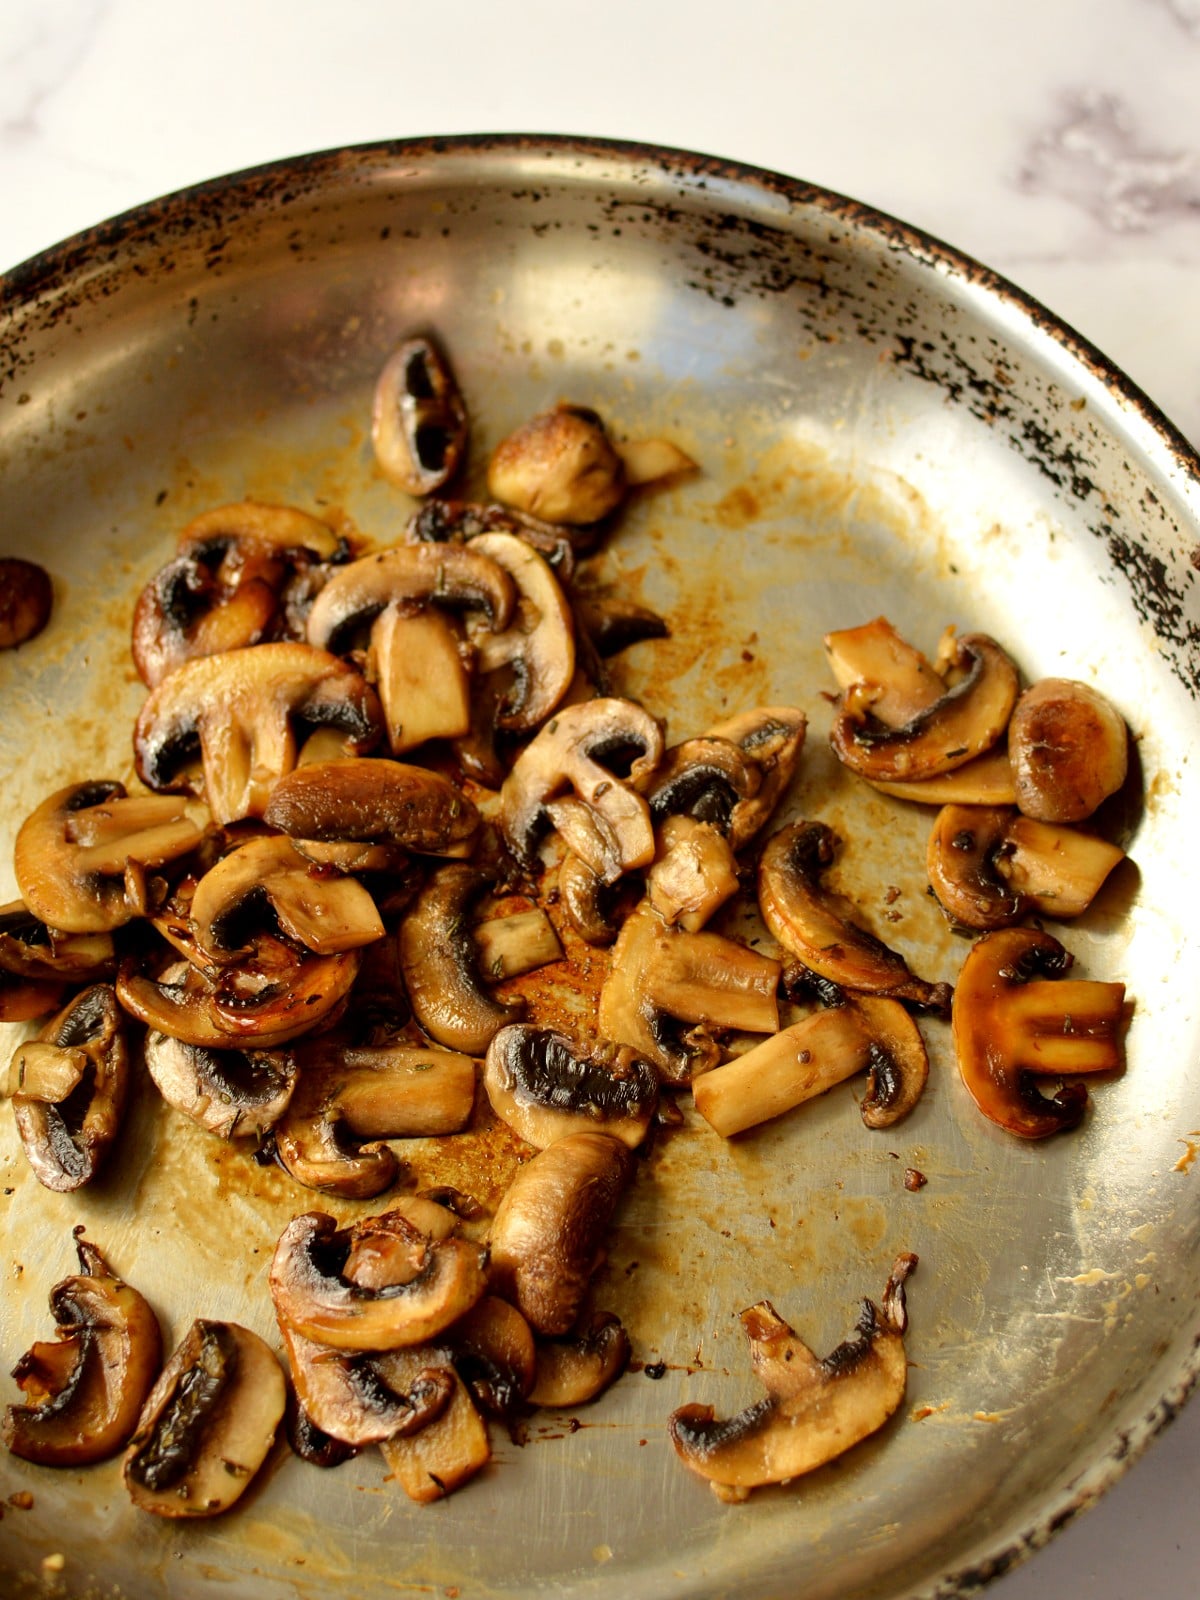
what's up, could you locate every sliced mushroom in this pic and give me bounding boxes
[668,1253,916,1499]
[527,1311,630,1408]
[829,632,1019,783]
[573,590,668,657]
[488,405,626,526]
[274,1040,477,1197]
[399,865,525,1054]
[824,616,946,727]
[473,906,563,980]
[499,697,665,882]
[406,497,577,574]
[447,1295,537,1420]
[0,900,115,982]
[14,782,204,934]
[1008,678,1129,822]
[927,804,1126,929]
[642,736,761,835]
[702,707,808,850]
[864,745,1017,807]
[131,501,346,687]
[277,1318,454,1448]
[557,851,619,946]
[467,529,576,730]
[0,557,53,649]
[598,902,781,1083]
[189,834,384,961]
[269,1210,488,1351]
[758,823,950,1011]
[487,1131,635,1335]
[11,984,129,1191]
[952,928,1126,1138]
[134,642,383,825]
[143,1031,298,1139]
[484,1025,658,1149]
[123,1320,285,1517]
[371,336,468,496]
[3,1232,162,1466]
[646,815,741,932]
[377,1348,492,1502]
[264,756,479,859]
[692,995,927,1136]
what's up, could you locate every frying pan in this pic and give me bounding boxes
[1,135,1198,1600]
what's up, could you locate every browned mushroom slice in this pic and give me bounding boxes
[488,405,627,526]
[189,834,384,961]
[377,1349,492,1502]
[123,1320,285,1518]
[269,1210,488,1351]
[446,1296,537,1420]
[693,995,927,1136]
[830,632,1018,783]
[132,501,346,687]
[264,757,479,857]
[646,815,741,932]
[865,745,1017,806]
[143,1031,298,1139]
[572,590,668,657]
[473,907,563,981]
[14,782,205,934]
[557,851,619,946]
[405,497,577,573]
[669,1254,916,1500]
[0,901,116,985]
[11,984,129,1191]
[952,927,1126,1138]
[3,1232,162,1466]
[274,1041,477,1198]
[758,823,949,1011]
[702,707,808,850]
[499,697,665,882]
[484,1025,658,1150]
[642,736,760,832]
[927,804,1126,929]
[134,642,383,825]
[399,865,525,1055]
[277,1317,454,1448]
[0,974,68,1021]
[487,1131,635,1336]
[527,1311,630,1408]
[1008,678,1129,822]
[598,902,781,1083]
[824,616,946,727]
[0,557,53,649]
[467,530,576,730]
[372,337,468,496]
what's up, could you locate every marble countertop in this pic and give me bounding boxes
[2,2,1199,1596]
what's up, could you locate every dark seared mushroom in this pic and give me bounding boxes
[264,757,479,857]
[669,1254,916,1500]
[14,782,204,934]
[277,1318,454,1448]
[484,1025,658,1150]
[692,994,928,1136]
[371,336,468,496]
[406,497,578,573]
[487,1131,635,1336]
[488,405,627,526]
[758,822,949,1011]
[499,697,665,882]
[117,945,360,1049]
[134,642,383,825]
[466,529,576,730]
[927,804,1126,929]
[0,558,53,649]
[527,1311,630,1408]
[123,1319,286,1518]
[188,834,384,961]
[11,984,129,1191]
[573,590,668,657]
[131,501,346,687]
[598,902,781,1084]
[268,1210,488,1351]
[0,900,115,984]
[556,851,619,946]
[446,1295,537,1420]
[398,865,525,1055]
[305,542,515,755]
[952,927,1126,1138]
[4,1232,162,1466]
[376,1347,492,1502]
[1007,678,1129,822]
[829,632,1019,783]
[642,736,760,834]
[274,1040,477,1197]
[143,1031,298,1139]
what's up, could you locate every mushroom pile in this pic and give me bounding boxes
[2,334,1131,1520]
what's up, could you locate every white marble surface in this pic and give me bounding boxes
[2,1,1199,1596]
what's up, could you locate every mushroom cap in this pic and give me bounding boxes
[483,1025,658,1150]
[371,336,469,496]
[487,405,626,526]
[264,757,479,855]
[143,1030,298,1139]
[278,1318,454,1448]
[1008,678,1129,822]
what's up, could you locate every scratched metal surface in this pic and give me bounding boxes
[1,137,1198,1600]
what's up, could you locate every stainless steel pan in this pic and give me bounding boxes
[2,135,1198,1600]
